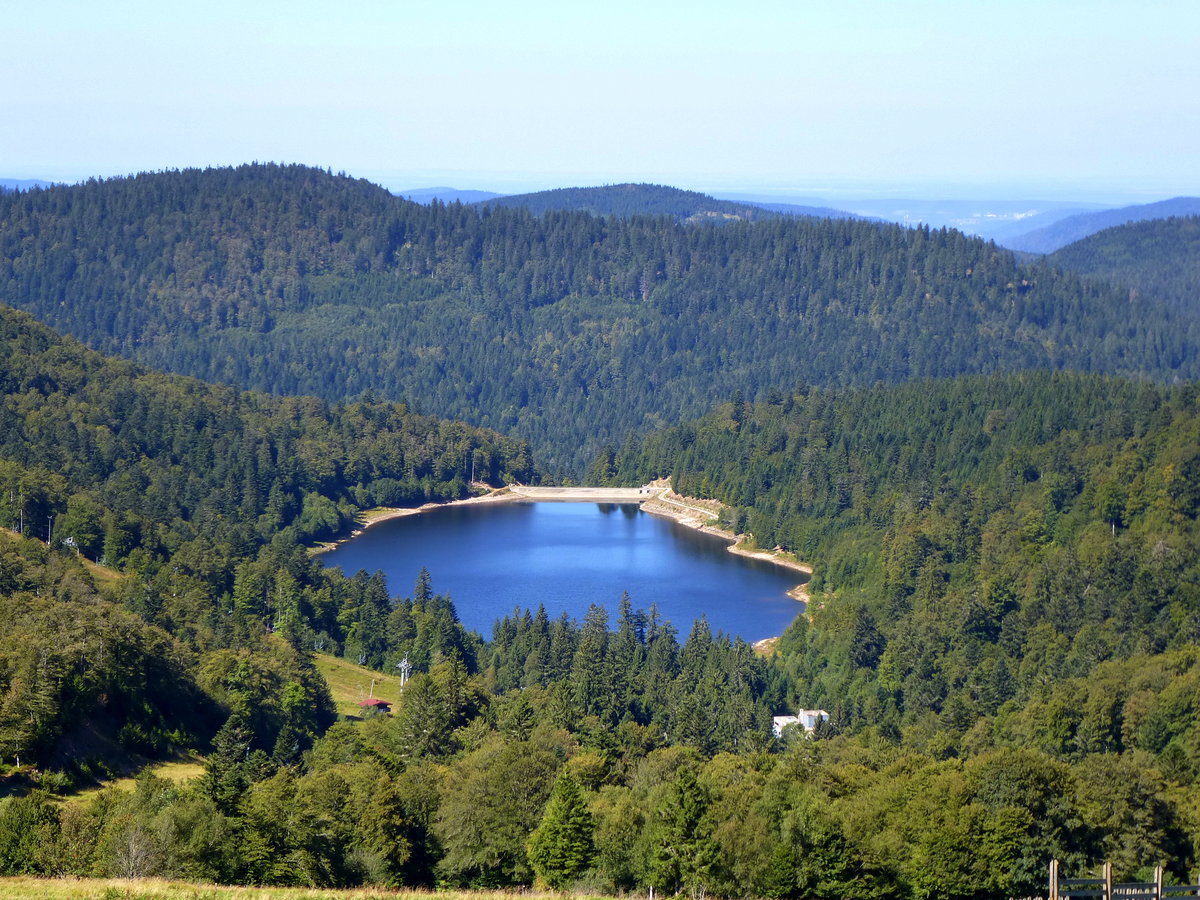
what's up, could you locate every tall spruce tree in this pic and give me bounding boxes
[526,769,596,889]
[650,766,720,896]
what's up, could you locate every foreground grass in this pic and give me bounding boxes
[313,651,403,718]
[0,879,615,900]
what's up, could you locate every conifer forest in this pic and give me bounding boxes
[0,167,1198,897]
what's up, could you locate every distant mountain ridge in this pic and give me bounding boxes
[394,183,868,221]
[735,200,872,221]
[477,182,787,222]
[396,186,506,204]
[474,182,861,223]
[961,206,1099,243]
[1001,197,1200,253]
[0,178,55,192]
[714,193,1108,241]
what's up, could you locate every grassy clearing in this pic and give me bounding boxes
[0,879,615,900]
[59,755,206,806]
[313,652,403,718]
[53,653,401,802]
[82,556,127,585]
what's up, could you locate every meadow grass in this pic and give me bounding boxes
[0,878,616,900]
[58,755,207,806]
[313,651,403,718]
[81,557,127,585]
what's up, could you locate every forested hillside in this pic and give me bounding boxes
[2,164,1196,474]
[0,303,533,768]
[614,372,1200,758]
[0,306,812,891]
[2,166,1199,895]
[1048,215,1200,311]
[2,334,1197,894]
[0,305,532,562]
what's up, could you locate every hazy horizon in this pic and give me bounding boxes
[3,164,1190,211]
[5,1,1197,207]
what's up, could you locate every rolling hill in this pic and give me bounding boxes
[476,182,787,222]
[0,167,1198,893]
[0,178,55,193]
[731,199,869,221]
[480,182,866,222]
[0,300,524,772]
[397,186,506,204]
[1046,215,1200,312]
[1000,196,1200,253]
[1,163,1197,475]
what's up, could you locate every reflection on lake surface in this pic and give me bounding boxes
[321,501,806,642]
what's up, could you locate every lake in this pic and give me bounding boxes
[320,501,806,642]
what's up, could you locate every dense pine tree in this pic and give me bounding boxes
[526,769,596,888]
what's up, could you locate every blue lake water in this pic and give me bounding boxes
[320,501,806,642]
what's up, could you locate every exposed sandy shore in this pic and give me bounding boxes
[310,486,519,554]
[635,480,813,658]
[639,482,813,659]
[639,479,813,585]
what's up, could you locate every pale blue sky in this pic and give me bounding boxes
[4,0,1198,200]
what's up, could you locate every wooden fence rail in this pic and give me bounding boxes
[1051,860,1200,900]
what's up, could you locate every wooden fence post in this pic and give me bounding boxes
[1153,865,1163,899]
[1050,859,1059,900]
[1104,861,1112,900]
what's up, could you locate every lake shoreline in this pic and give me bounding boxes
[635,480,811,654]
[638,480,812,579]
[320,481,813,586]
[316,480,813,652]
[310,486,520,554]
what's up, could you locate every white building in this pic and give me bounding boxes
[772,708,829,738]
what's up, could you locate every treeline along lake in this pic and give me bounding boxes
[320,501,806,641]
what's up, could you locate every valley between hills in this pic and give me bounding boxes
[0,167,1197,897]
